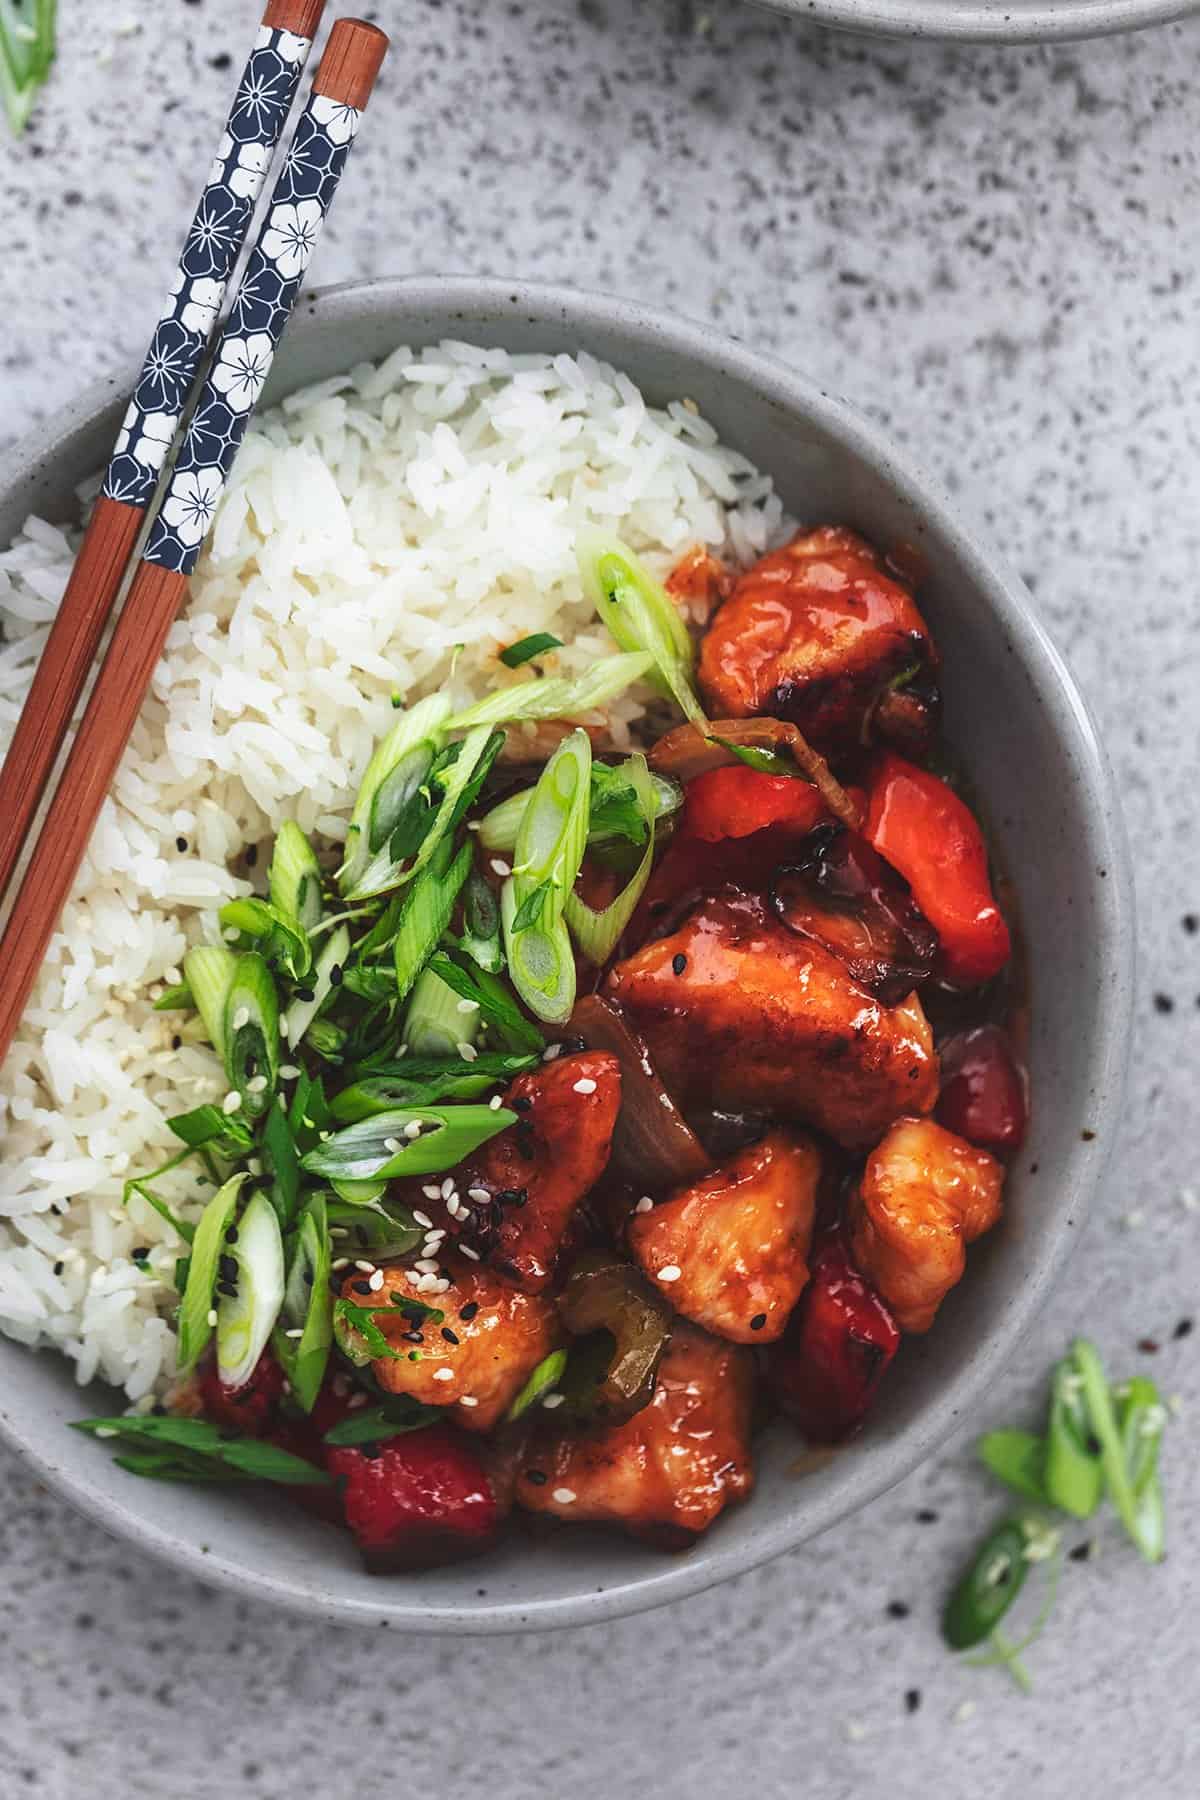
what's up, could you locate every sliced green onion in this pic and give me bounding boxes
[307,1017,347,1061]
[166,1104,254,1158]
[325,1199,422,1260]
[274,1192,332,1413]
[514,728,591,903]
[176,1171,249,1373]
[1044,1357,1103,1518]
[447,651,653,733]
[330,1176,389,1204]
[217,896,311,979]
[577,531,705,727]
[708,735,799,778]
[322,1398,443,1445]
[394,840,472,1003]
[458,867,503,973]
[122,1152,196,1246]
[338,693,452,896]
[478,761,681,856]
[216,1189,285,1390]
[499,632,564,669]
[1,0,55,134]
[284,922,350,1053]
[422,952,545,1054]
[1072,1338,1163,1564]
[182,945,238,1063]
[1114,1372,1168,1562]
[942,1515,1032,1651]
[977,1429,1048,1505]
[505,1348,568,1421]
[331,1059,532,1121]
[269,821,323,932]
[403,966,480,1058]
[72,1415,329,1486]
[153,981,193,1012]
[344,723,497,901]
[565,752,657,964]
[261,1098,301,1229]
[224,953,279,1119]
[300,1104,517,1184]
[501,879,576,1024]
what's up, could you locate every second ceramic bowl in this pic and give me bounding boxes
[0,276,1132,1631]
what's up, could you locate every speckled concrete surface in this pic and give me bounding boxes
[2,2,1199,1795]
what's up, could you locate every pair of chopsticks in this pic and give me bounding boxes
[0,2,388,1064]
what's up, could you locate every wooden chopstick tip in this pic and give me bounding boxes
[263,0,328,36]
[314,18,389,110]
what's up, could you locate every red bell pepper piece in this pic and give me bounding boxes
[326,1425,501,1571]
[865,752,1011,987]
[769,1238,899,1443]
[684,765,827,843]
[198,1348,285,1438]
[936,1024,1028,1152]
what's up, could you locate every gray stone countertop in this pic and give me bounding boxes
[2,2,1198,1794]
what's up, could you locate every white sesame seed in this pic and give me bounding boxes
[459,1395,479,1408]
[467,820,481,832]
[247,1157,263,1176]
[422,1185,442,1201]
[658,1264,682,1283]
[541,1392,564,1410]
[331,1257,350,1270]
[94,1426,119,1439]
[457,1041,479,1062]
[542,1043,562,1061]
[552,1487,577,1505]
[433,1367,455,1383]
[279,1064,301,1081]
[349,1392,368,1409]
[383,1137,402,1153]
[232,1007,250,1031]
[441,1177,455,1199]
[467,1186,491,1203]
[354,1259,376,1273]
[368,1269,385,1291]
[404,1120,423,1139]
[459,1244,480,1261]
[221,1091,241,1115]
[417,1272,441,1292]
[415,1258,439,1274]
[490,858,511,876]
[246,1074,268,1094]
[573,1077,597,1095]
[456,998,480,1014]
[635,1196,654,1213]
[207,1309,218,1327]
[284,1327,304,1339]
[489,1094,503,1110]
[412,1210,434,1229]
[432,1279,451,1293]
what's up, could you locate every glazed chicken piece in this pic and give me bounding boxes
[439,1051,621,1293]
[848,1115,1004,1333]
[627,1129,819,1343]
[348,1255,562,1433]
[697,526,939,756]
[515,1323,754,1546]
[607,894,938,1150]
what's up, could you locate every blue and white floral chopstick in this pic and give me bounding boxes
[0,0,327,908]
[0,18,389,1068]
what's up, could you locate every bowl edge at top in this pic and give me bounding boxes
[0,275,1135,1633]
[745,0,1199,44]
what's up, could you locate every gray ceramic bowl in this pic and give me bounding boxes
[749,0,1196,41]
[0,276,1132,1632]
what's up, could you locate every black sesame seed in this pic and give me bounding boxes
[171,1035,182,1050]
[916,1508,938,1524]
[1069,1541,1093,1563]
[886,1600,910,1619]
[209,51,233,70]
[245,844,258,868]
[459,1301,479,1322]
[749,1313,767,1332]
[525,1469,548,1485]
[904,1689,921,1715]
[329,964,344,987]
[224,1225,238,1244]
[672,953,688,976]
[131,1247,150,1263]
[294,986,316,1002]
[303,1269,314,1286]
[352,1280,372,1296]
[561,1036,586,1055]
[1184,914,1199,935]
[1174,1317,1193,1340]
[218,1255,238,1282]
[176,836,188,852]
[496,1187,527,1208]
[511,1095,533,1112]
[49,1203,63,1217]
[441,1327,460,1345]
[53,1260,64,1276]
[1153,992,1175,1014]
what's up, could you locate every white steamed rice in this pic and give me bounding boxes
[0,340,787,1403]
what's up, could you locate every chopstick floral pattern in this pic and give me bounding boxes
[101,26,315,513]
[144,92,361,574]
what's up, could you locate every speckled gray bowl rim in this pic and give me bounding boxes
[748,0,1198,43]
[0,275,1133,1633]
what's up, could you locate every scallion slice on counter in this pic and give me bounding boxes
[223,953,280,1119]
[976,1429,1049,1505]
[338,693,452,896]
[269,820,324,932]
[577,531,706,728]
[1,0,55,135]
[176,1171,249,1373]
[1044,1357,1103,1519]
[182,945,239,1064]
[565,752,658,965]
[447,651,653,732]
[393,839,473,1002]
[273,1191,333,1412]
[216,1188,285,1390]
[284,921,350,1054]
[1074,1339,1164,1563]
[299,1104,517,1184]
